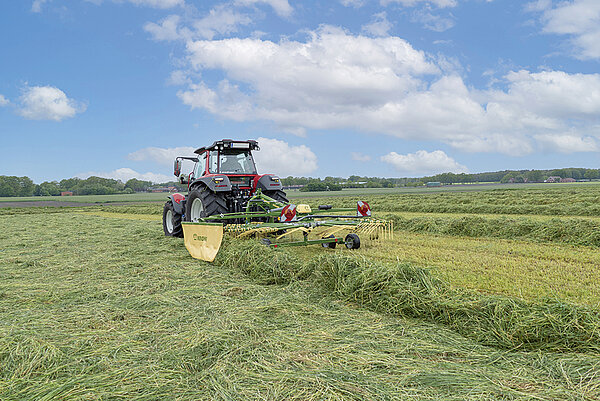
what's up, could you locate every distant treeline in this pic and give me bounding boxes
[0,176,185,197]
[1,167,599,197]
[283,168,600,191]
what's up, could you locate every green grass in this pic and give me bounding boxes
[286,181,600,198]
[3,184,600,399]
[2,212,600,399]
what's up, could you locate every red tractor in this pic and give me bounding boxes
[163,139,289,237]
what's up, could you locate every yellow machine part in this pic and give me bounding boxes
[182,222,224,262]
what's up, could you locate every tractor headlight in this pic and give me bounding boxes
[213,177,224,183]
[270,176,280,182]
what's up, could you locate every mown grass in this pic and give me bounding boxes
[2,212,600,399]
[220,240,600,353]
[295,185,600,217]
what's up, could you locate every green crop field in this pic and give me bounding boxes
[2,185,600,399]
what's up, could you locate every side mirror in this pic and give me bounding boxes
[174,159,182,177]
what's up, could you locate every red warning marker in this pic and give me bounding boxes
[280,204,297,222]
[357,201,371,217]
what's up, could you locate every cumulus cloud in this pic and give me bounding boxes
[362,12,393,37]
[529,0,600,60]
[234,0,293,17]
[18,86,86,121]
[128,146,196,165]
[76,168,172,183]
[144,15,183,41]
[535,134,599,153]
[0,95,9,106]
[381,150,467,175]
[253,137,318,176]
[174,26,600,155]
[145,6,252,41]
[351,152,372,162]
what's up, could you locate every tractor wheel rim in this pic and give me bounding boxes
[190,198,204,222]
[166,210,174,232]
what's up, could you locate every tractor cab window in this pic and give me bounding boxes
[219,151,257,174]
[208,151,219,174]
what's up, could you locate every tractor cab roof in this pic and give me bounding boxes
[194,139,259,154]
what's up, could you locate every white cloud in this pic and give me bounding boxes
[193,5,252,40]
[535,134,599,153]
[144,15,183,41]
[0,95,9,106]
[253,137,318,176]
[18,86,86,121]
[128,146,196,166]
[530,0,600,60]
[381,0,458,8]
[76,168,173,183]
[31,0,49,12]
[179,25,439,131]
[340,0,365,7]
[145,6,252,41]
[175,26,600,156]
[412,10,455,32]
[381,150,467,175]
[362,12,393,36]
[351,152,372,162]
[234,0,293,17]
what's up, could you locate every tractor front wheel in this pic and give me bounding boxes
[163,201,183,238]
[185,187,228,223]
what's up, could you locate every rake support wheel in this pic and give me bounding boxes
[345,233,360,250]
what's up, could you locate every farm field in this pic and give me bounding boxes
[1,181,597,205]
[0,192,169,204]
[2,185,600,399]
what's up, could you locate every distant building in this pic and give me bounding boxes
[60,191,73,196]
[560,177,576,183]
[426,182,442,187]
[545,176,561,183]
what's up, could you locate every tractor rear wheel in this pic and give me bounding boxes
[163,201,183,238]
[264,190,289,204]
[185,187,228,223]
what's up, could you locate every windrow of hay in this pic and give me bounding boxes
[386,214,600,247]
[298,187,600,217]
[216,239,600,353]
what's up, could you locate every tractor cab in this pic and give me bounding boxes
[195,140,259,177]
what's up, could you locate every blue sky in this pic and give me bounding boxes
[1,0,599,183]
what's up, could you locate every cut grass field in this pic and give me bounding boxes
[2,184,600,399]
[2,212,599,399]
[77,209,600,306]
